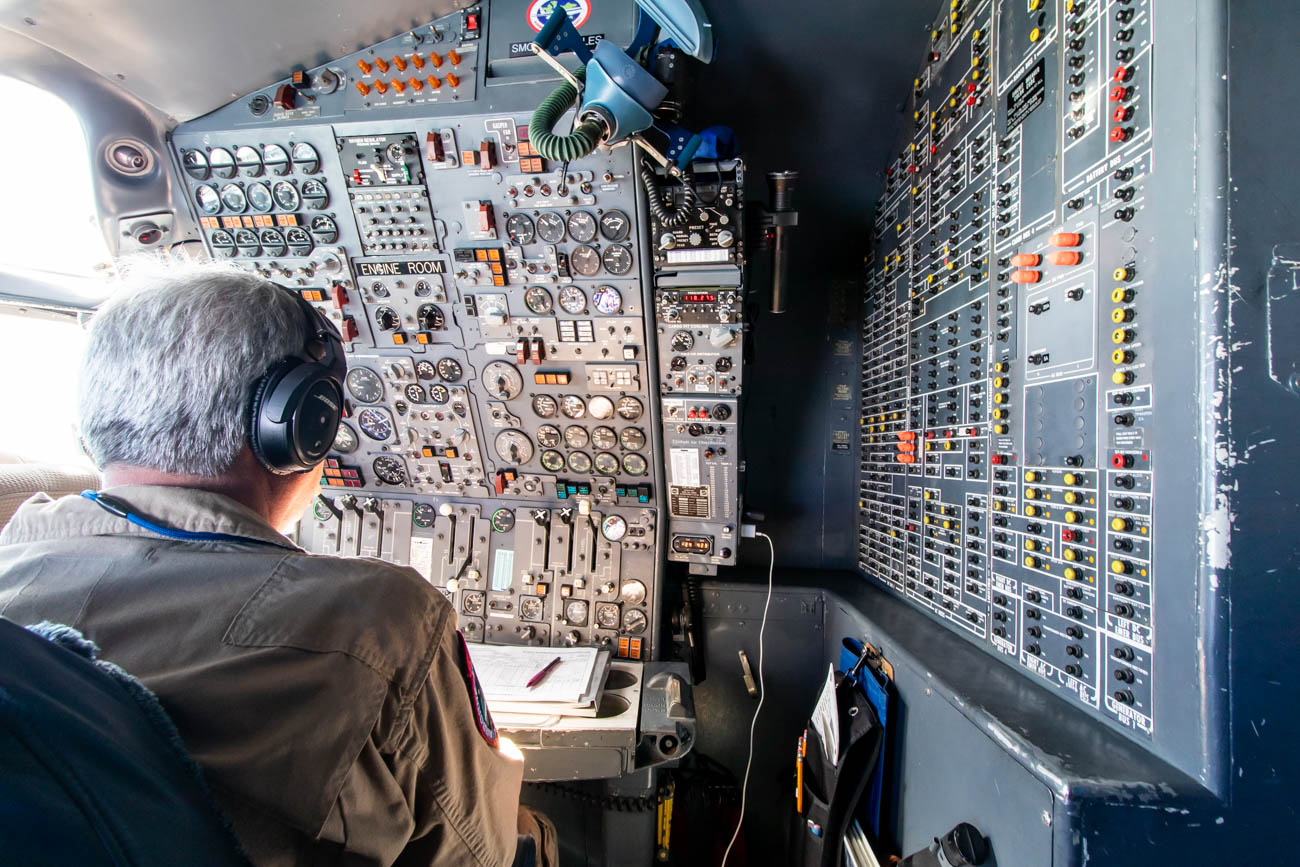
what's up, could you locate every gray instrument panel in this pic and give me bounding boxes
[169,3,672,662]
[860,0,1222,783]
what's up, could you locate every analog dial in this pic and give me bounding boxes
[234,229,260,257]
[622,608,648,634]
[594,452,619,475]
[620,579,647,605]
[285,226,313,255]
[560,395,586,419]
[520,596,544,620]
[494,429,534,465]
[591,426,617,450]
[415,360,437,380]
[208,147,236,179]
[346,367,384,403]
[592,285,622,314]
[234,145,262,176]
[372,455,407,485]
[428,384,450,404]
[195,184,221,215]
[482,361,524,400]
[601,515,628,542]
[588,396,615,420]
[404,384,427,403]
[616,396,644,421]
[332,422,358,453]
[291,142,320,173]
[491,508,516,533]
[566,210,597,242]
[210,229,236,257]
[220,183,247,213]
[181,149,209,180]
[246,182,273,212]
[505,214,536,245]
[412,503,437,527]
[671,330,695,352]
[536,425,561,448]
[598,209,630,242]
[565,599,589,626]
[536,211,566,243]
[532,394,558,418]
[601,245,633,276]
[596,603,621,629]
[563,425,590,449]
[272,181,300,211]
[567,451,592,473]
[463,592,485,614]
[570,245,600,277]
[524,286,553,315]
[259,227,286,257]
[558,285,586,314]
[540,450,565,471]
[619,427,647,451]
[622,453,648,476]
[262,144,290,175]
[356,407,394,441]
[300,179,328,209]
[309,215,338,243]
[436,357,463,382]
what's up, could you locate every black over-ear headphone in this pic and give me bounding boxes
[248,284,348,474]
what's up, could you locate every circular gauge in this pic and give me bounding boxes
[536,425,561,448]
[436,357,463,382]
[259,227,287,257]
[370,281,390,298]
[312,499,334,522]
[591,426,617,450]
[592,285,622,314]
[310,215,338,243]
[285,226,313,255]
[524,286,553,315]
[220,183,247,213]
[414,280,433,297]
[561,395,586,419]
[616,396,644,421]
[598,209,630,242]
[622,608,648,634]
[374,306,399,332]
[404,383,427,403]
[209,147,236,179]
[491,508,516,533]
[671,330,695,352]
[210,229,236,257]
[596,603,620,629]
[594,452,619,475]
[520,596,544,620]
[415,360,437,380]
[494,429,534,465]
[565,599,589,626]
[463,592,485,614]
[541,450,565,471]
[272,181,300,211]
[622,453,648,476]
[300,179,328,209]
[619,427,647,451]
[621,580,647,605]
[428,384,449,404]
[557,285,586,314]
[570,245,601,277]
[195,184,221,215]
[234,228,260,257]
[332,422,358,454]
[413,503,437,528]
[601,245,633,276]
[532,394,558,418]
[563,425,590,449]
[291,142,320,173]
[588,396,615,420]
[601,515,628,542]
[262,144,290,175]
[506,214,536,246]
[234,145,262,177]
[482,361,524,400]
[181,149,209,180]
[246,182,273,212]
[567,210,597,242]
[372,455,407,486]
[357,407,394,441]
[536,211,566,243]
[567,451,592,473]
[346,367,384,403]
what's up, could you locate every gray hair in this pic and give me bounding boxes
[78,269,306,475]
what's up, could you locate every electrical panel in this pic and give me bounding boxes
[859,0,1226,783]
[169,2,748,662]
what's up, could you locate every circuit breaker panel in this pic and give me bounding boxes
[168,2,746,662]
[859,0,1226,786]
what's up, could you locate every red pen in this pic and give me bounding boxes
[527,656,562,688]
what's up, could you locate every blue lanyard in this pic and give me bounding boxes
[80,490,268,545]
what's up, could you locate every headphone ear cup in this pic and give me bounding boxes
[248,359,300,474]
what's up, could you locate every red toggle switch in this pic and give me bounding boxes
[330,284,348,309]
[479,140,495,170]
[494,471,506,494]
[341,316,359,342]
[530,338,545,364]
[467,12,479,30]
[478,201,494,233]
[426,131,445,162]
[274,83,296,110]
[515,339,528,365]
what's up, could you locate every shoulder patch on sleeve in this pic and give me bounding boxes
[455,631,499,748]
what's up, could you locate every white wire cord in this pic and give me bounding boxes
[720,531,776,867]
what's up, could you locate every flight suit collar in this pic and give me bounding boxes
[0,484,300,550]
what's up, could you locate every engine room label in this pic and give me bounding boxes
[1006,58,1046,132]
[356,260,448,277]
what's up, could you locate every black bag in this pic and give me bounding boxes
[792,671,883,867]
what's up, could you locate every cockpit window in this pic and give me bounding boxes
[0,309,92,465]
[0,78,112,278]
